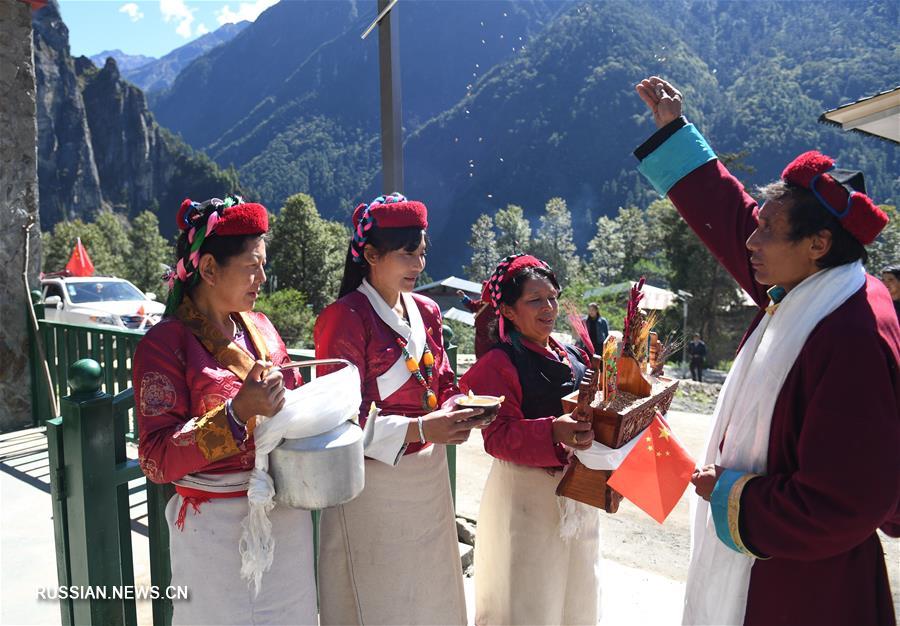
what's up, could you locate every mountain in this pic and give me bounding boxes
[147,0,897,275]
[402,0,900,274]
[33,1,239,231]
[89,49,155,72]
[126,21,249,94]
[150,0,564,216]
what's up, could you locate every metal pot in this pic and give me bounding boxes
[267,358,374,510]
[270,420,366,510]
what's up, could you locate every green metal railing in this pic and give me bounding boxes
[46,359,173,626]
[37,311,459,625]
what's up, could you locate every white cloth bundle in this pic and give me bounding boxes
[574,427,647,470]
[239,360,361,595]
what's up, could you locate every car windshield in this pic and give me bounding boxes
[67,281,145,304]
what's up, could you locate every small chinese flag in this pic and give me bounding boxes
[607,411,695,523]
[65,237,95,277]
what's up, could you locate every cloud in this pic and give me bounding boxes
[119,2,144,22]
[196,23,210,36]
[216,0,279,25]
[159,0,195,38]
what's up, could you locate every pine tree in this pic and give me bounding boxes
[126,211,172,294]
[587,215,625,285]
[464,213,498,282]
[268,193,347,311]
[533,197,580,283]
[867,205,899,273]
[494,204,532,258]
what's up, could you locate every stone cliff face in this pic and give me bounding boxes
[32,1,237,234]
[32,1,103,226]
[80,57,164,214]
[0,0,42,431]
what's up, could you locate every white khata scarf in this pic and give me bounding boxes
[683,261,866,625]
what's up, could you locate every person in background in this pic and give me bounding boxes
[634,75,898,626]
[583,302,609,353]
[457,285,494,358]
[687,332,707,382]
[881,264,900,319]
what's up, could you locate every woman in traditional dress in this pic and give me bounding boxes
[133,196,316,625]
[459,254,602,626]
[314,193,484,625]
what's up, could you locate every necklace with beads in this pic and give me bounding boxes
[547,341,575,380]
[396,337,438,410]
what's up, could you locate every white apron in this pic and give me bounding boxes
[475,459,601,626]
[318,443,467,625]
[165,488,316,626]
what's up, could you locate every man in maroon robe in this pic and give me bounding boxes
[634,76,899,625]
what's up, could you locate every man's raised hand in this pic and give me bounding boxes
[635,76,683,129]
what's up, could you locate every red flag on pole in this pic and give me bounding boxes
[65,237,95,277]
[607,412,696,523]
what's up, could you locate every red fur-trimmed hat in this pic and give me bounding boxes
[781,151,887,245]
[176,196,268,237]
[350,193,428,264]
[351,193,428,230]
[485,254,553,341]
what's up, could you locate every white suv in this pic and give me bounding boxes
[41,274,165,330]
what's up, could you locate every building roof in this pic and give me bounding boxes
[442,307,475,326]
[819,86,900,145]
[414,275,482,294]
[583,281,678,310]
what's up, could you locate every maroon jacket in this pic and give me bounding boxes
[643,128,900,625]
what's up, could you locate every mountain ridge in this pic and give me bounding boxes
[33,0,239,231]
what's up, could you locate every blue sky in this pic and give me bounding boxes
[61,0,279,59]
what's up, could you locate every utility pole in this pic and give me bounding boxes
[363,0,404,194]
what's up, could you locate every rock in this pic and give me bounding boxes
[457,516,476,546]
[459,542,474,571]
[31,0,235,237]
[0,0,42,431]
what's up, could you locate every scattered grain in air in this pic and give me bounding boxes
[475,64,480,68]
[487,194,493,199]
[503,12,507,16]
[499,157,504,162]
[500,34,504,39]
[481,39,486,44]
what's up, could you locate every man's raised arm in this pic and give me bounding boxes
[633,76,768,308]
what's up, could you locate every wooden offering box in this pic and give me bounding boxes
[555,355,679,512]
